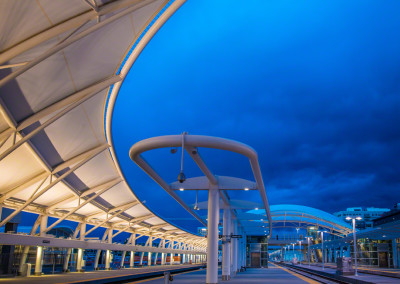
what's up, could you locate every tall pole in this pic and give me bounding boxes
[206,185,219,284]
[353,219,358,276]
[298,241,302,263]
[321,232,325,270]
[222,209,231,281]
[307,237,310,266]
[292,243,295,261]
[283,247,285,262]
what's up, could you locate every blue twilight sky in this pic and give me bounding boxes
[111,0,400,233]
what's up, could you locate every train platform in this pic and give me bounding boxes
[132,263,321,283]
[0,264,204,284]
[305,262,400,278]
[279,262,400,284]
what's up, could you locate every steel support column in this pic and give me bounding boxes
[34,246,43,276]
[222,209,231,281]
[206,185,219,284]
[105,229,112,270]
[232,219,238,275]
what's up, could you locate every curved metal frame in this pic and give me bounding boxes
[129,134,273,236]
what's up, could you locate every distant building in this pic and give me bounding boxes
[373,203,400,227]
[334,207,390,230]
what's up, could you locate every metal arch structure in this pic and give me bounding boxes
[243,205,353,237]
[0,0,210,275]
[129,134,273,234]
[129,134,272,282]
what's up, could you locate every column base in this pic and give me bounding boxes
[129,266,134,268]
[222,275,230,281]
[104,267,112,270]
[63,269,70,273]
[34,272,42,276]
[94,267,100,270]
[77,269,85,273]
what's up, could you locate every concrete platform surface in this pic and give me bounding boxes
[134,264,318,283]
[296,263,400,284]
[0,264,203,284]
[307,262,400,278]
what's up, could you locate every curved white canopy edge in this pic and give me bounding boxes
[0,0,205,245]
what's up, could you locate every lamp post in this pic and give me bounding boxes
[298,240,302,263]
[283,247,286,262]
[346,216,362,276]
[306,236,312,266]
[317,230,327,270]
[292,243,295,262]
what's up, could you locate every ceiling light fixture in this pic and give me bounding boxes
[177,132,187,183]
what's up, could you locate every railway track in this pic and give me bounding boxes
[272,262,374,284]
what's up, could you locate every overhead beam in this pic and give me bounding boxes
[46,177,122,213]
[0,127,14,142]
[109,213,153,226]
[0,0,157,65]
[0,171,49,203]
[18,75,122,132]
[108,200,139,214]
[130,135,271,233]
[0,232,206,254]
[0,76,112,162]
[149,223,168,230]
[112,225,131,238]
[0,144,108,227]
[185,146,217,185]
[130,155,206,226]
[84,200,139,235]
[44,178,121,232]
[0,0,157,88]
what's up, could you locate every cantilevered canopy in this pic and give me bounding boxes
[0,0,204,244]
[243,204,353,236]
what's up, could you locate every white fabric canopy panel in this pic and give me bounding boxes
[0,0,204,244]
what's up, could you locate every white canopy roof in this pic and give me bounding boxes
[0,0,204,244]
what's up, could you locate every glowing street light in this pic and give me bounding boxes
[346,216,362,276]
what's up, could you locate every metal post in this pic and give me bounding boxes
[307,238,310,266]
[40,215,48,236]
[130,233,135,268]
[353,219,358,276]
[34,246,43,276]
[170,240,174,265]
[222,209,231,280]
[393,239,399,268]
[292,243,295,261]
[105,229,112,270]
[105,250,111,270]
[206,185,219,284]
[148,236,153,266]
[130,251,134,268]
[298,241,302,263]
[321,232,324,270]
[77,249,83,272]
[121,251,126,268]
[232,219,238,274]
